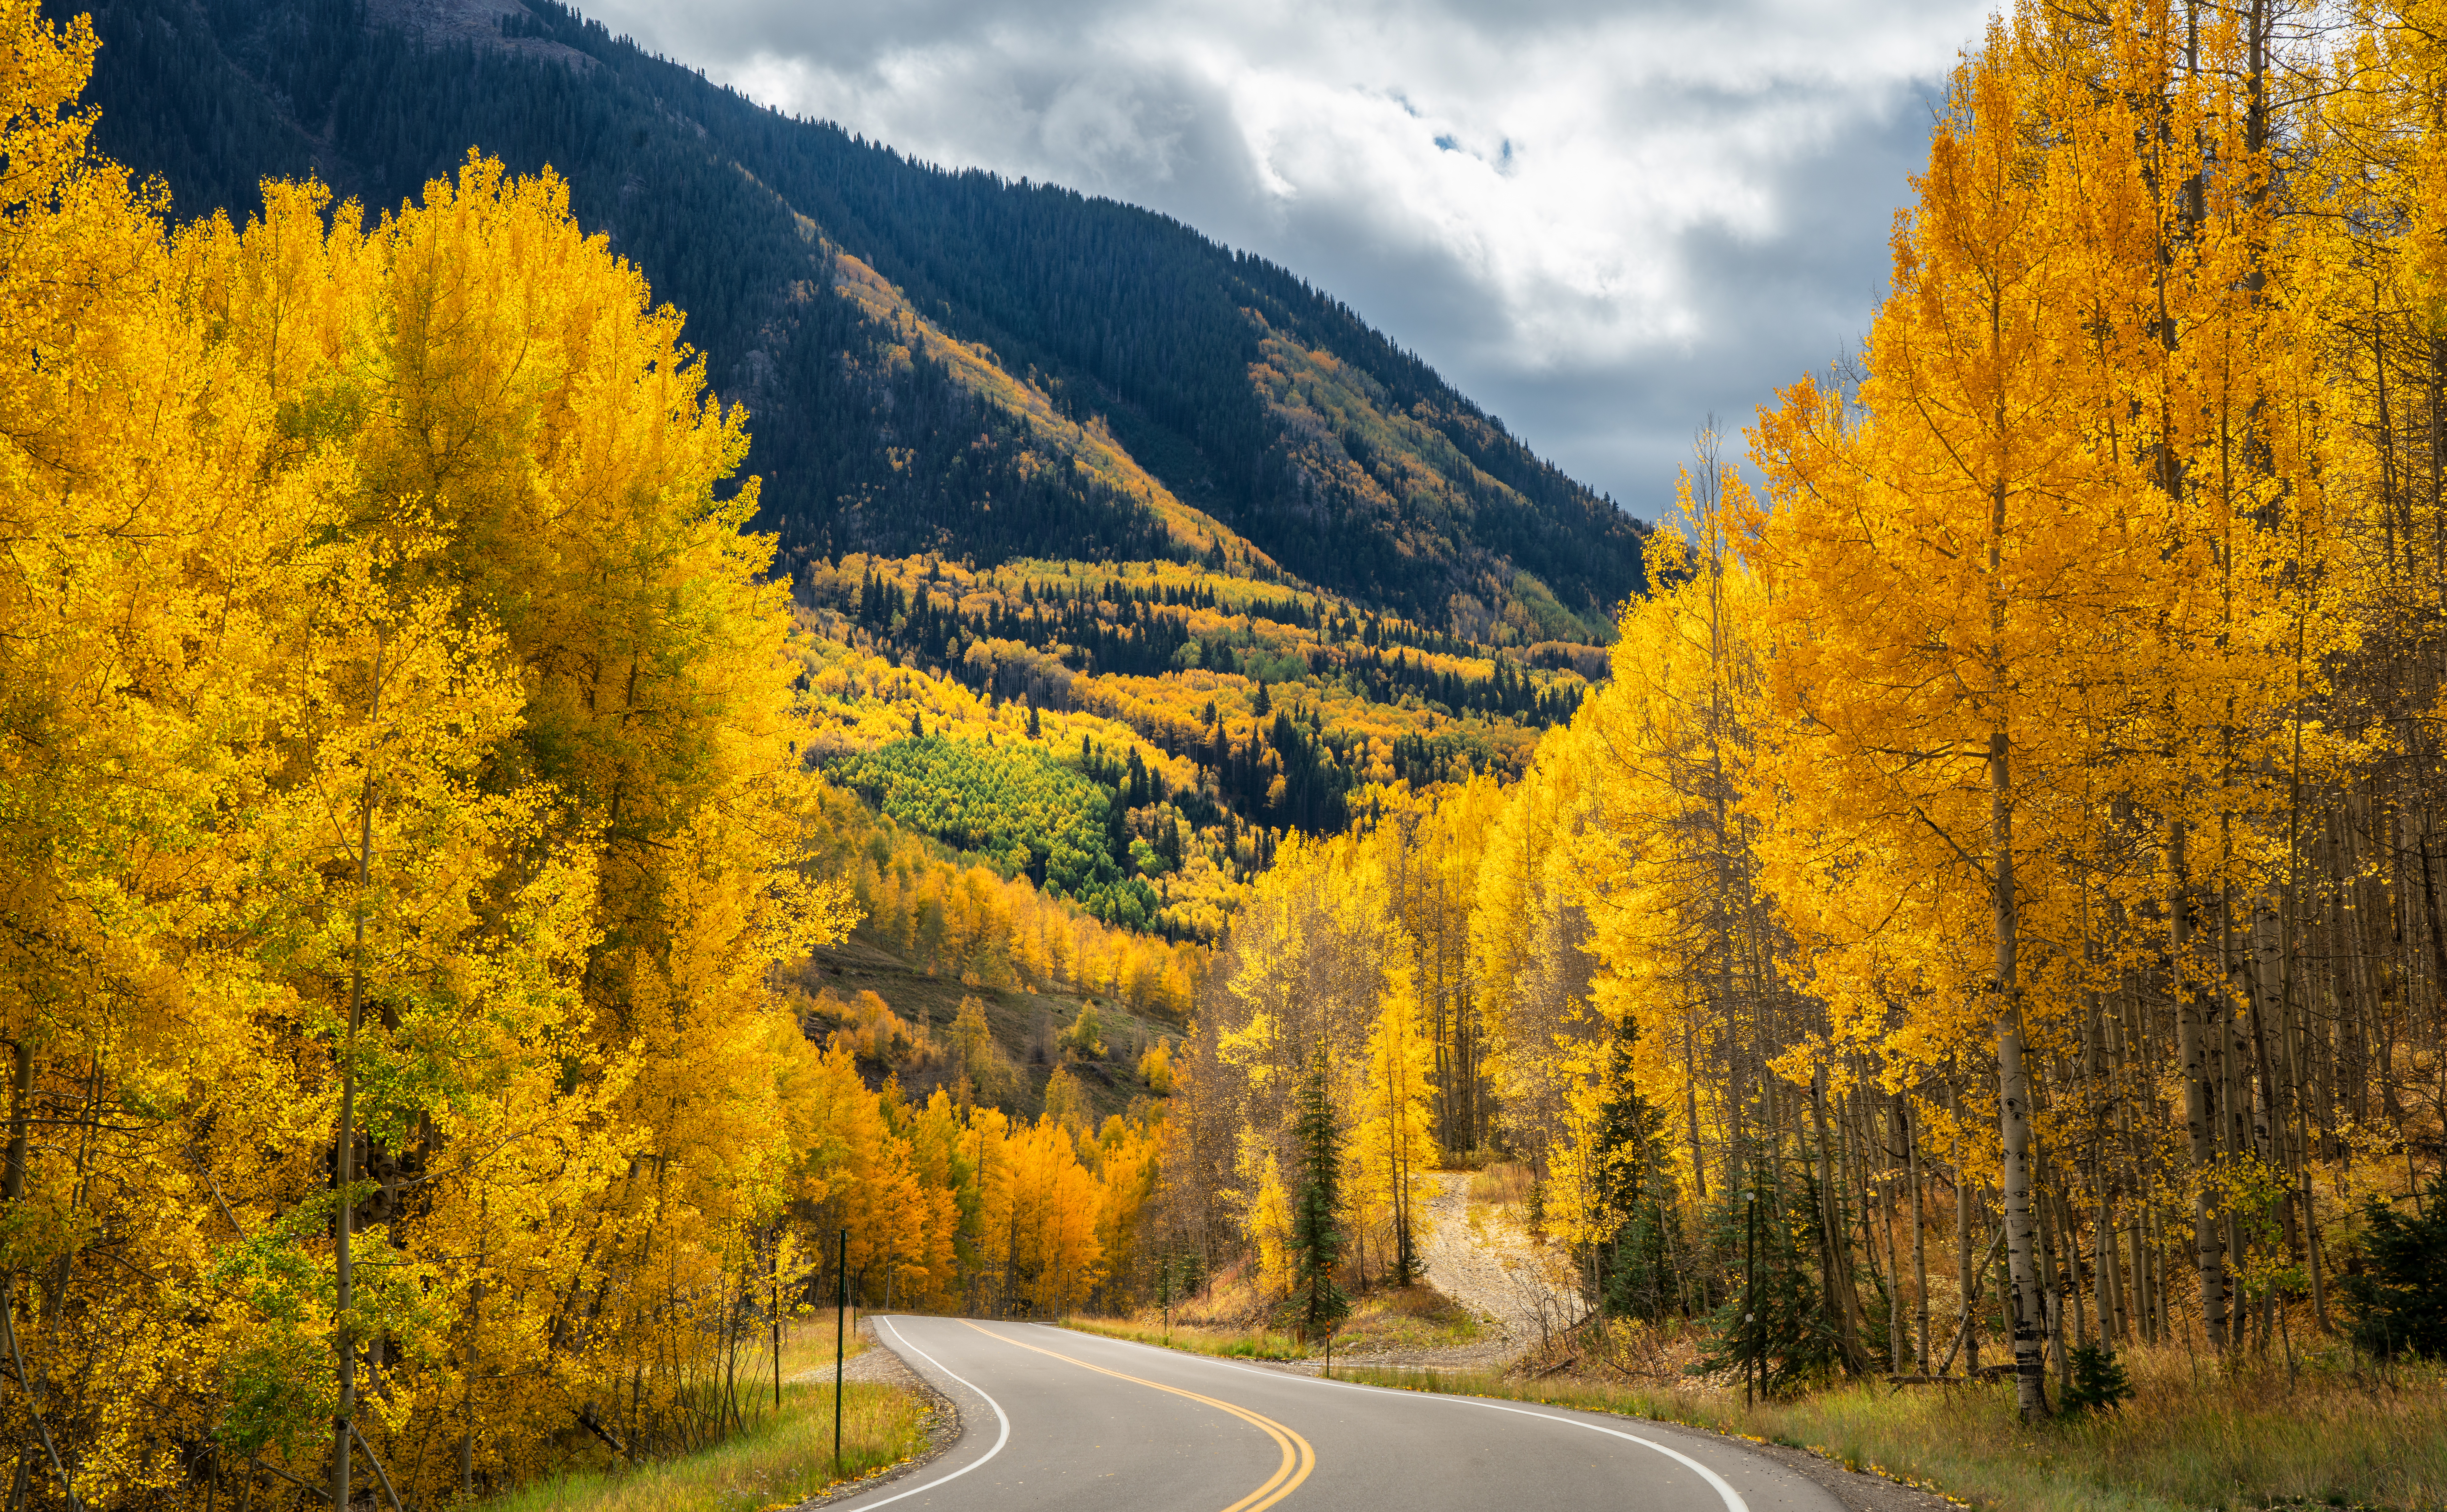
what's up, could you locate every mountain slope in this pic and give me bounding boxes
[70,0,1645,633]
[71,0,1637,940]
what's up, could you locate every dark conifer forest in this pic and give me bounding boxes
[70,0,1645,625]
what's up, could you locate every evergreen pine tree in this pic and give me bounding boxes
[2346,1172,2447,1361]
[1288,1046,1350,1341]
[2061,1344,2133,1414]
[1592,1008,1668,1311]
[1694,1164,1844,1397]
[1593,1009,1658,1225]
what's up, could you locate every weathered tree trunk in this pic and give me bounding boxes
[1992,730,2049,1418]
[2171,820,2229,1352]
[1908,1095,1929,1372]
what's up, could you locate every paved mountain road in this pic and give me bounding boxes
[835,1315,1845,1512]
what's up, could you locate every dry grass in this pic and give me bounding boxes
[1067,1277,1482,1362]
[1064,1315,1315,1360]
[479,1319,921,1512]
[1467,1161,1535,1207]
[1338,1284,1484,1353]
[780,1307,870,1378]
[1136,1261,1268,1331]
[1339,1338,2447,1511]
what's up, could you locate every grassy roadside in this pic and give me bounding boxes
[1061,1294,2444,1512]
[1065,1281,1482,1363]
[1330,1342,2447,1512]
[481,1317,932,1512]
[1063,1316,1315,1360]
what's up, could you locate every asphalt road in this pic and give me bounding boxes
[836,1315,1848,1512]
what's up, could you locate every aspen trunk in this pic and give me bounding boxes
[1686,1024,1707,1201]
[1908,1096,1929,1372]
[1991,729,2048,1418]
[1872,1091,1904,1376]
[2170,820,2230,1352]
[2098,1187,2124,1343]
[1809,1067,1867,1371]
[1953,1082,1976,1376]
[0,1039,30,1426]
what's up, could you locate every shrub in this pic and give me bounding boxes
[2346,1172,2447,1361]
[1692,1179,1846,1398]
[2060,1343,2132,1414]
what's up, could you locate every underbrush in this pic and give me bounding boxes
[480,1319,919,1512]
[1340,1337,2447,1512]
[1338,1283,1483,1353]
[1063,1315,1315,1360]
[1467,1161,1535,1207]
[1069,1269,1482,1362]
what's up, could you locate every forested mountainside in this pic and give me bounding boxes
[70,0,1645,631]
[65,0,1637,932]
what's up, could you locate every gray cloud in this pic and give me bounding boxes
[581,0,1984,517]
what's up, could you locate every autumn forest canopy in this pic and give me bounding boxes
[6,0,2447,1507]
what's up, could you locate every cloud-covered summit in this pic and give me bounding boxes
[577,0,1989,515]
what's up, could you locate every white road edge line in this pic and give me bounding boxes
[1030,1326,1751,1512]
[832,1317,1012,1511]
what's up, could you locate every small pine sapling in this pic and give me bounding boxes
[2345,1172,2447,1361]
[2060,1344,2132,1414]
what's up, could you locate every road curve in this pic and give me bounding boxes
[837,1315,1846,1512]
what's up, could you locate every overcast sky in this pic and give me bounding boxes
[573,0,1993,521]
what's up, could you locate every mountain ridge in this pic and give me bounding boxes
[71,0,1646,634]
[72,0,1636,923]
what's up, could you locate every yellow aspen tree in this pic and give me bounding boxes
[1351,959,1437,1284]
[1567,449,1777,1210]
[1746,13,2159,1417]
[1248,1153,1294,1300]
[1471,726,1602,1182]
[1093,1118,1163,1296]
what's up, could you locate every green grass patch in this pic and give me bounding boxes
[478,1319,922,1512]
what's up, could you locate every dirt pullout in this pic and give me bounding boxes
[1261,1172,1577,1375]
[1418,1173,1581,1354]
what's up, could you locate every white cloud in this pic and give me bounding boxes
[578,0,1991,513]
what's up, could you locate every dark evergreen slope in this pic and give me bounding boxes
[71,0,1645,630]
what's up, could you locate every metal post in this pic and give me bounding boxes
[1745,1188,1758,1409]
[772,1227,782,1413]
[835,1227,848,1477]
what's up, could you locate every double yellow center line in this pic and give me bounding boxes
[959,1322,1315,1512]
